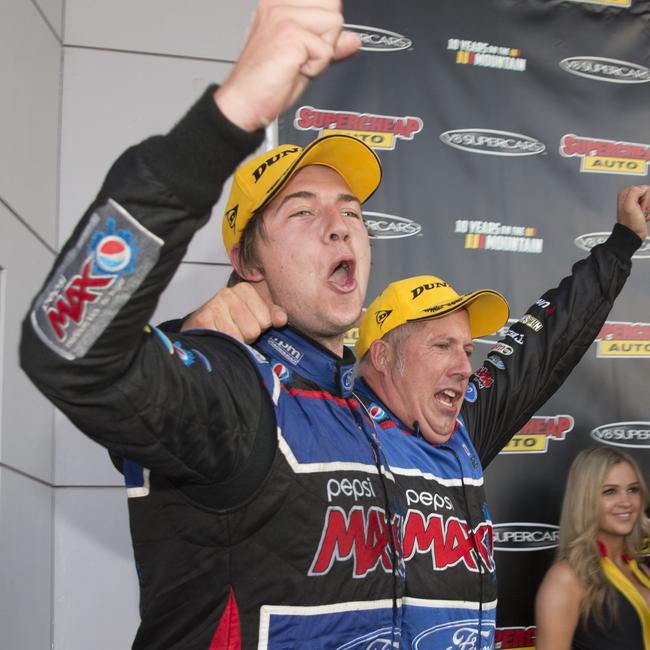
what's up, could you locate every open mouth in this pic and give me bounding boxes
[328,258,356,292]
[436,389,461,409]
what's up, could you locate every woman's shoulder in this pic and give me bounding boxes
[540,560,585,597]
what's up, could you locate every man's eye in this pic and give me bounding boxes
[343,210,360,219]
[290,209,312,217]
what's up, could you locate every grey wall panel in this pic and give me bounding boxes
[34,0,64,38]
[1,207,55,482]
[53,487,139,650]
[64,0,257,60]
[59,47,235,263]
[151,261,233,324]
[0,467,53,650]
[54,410,124,486]
[0,0,61,249]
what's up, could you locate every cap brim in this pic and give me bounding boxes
[408,289,510,339]
[256,134,382,213]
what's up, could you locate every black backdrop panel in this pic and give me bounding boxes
[279,1,650,646]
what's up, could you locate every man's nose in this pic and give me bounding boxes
[326,209,351,242]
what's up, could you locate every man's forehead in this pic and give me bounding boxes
[403,310,472,340]
[275,164,358,199]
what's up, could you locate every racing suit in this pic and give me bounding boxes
[352,221,640,649]
[19,79,641,649]
[19,86,405,648]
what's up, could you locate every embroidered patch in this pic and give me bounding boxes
[173,341,195,366]
[31,200,163,359]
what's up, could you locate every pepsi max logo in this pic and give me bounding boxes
[272,362,291,382]
[95,235,131,273]
[464,383,478,403]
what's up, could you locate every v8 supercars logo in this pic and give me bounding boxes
[595,321,650,358]
[441,129,545,156]
[591,422,650,449]
[560,134,650,175]
[295,106,423,150]
[344,24,412,52]
[501,415,575,454]
[560,57,650,83]
[493,523,559,552]
[365,212,422,239]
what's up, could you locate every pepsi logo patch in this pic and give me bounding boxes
[30,200,163,360]
[369,403,387,421]
[272,362,291,382]
[464,383,478,403]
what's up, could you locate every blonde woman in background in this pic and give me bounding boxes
[535,447,650,649]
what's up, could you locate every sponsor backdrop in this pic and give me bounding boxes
[278,0,650,647]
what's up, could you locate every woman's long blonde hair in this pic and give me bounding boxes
[556,447,650,627]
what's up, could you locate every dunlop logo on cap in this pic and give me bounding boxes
[251,147,301,183]
[376,310,392,326]
[226,205,238,230]
[411,282,448,299]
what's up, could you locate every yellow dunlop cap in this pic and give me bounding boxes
[356,275,510,359]
[221,134,382,256]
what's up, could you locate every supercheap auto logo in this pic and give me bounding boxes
[595,321,650,358]
[447,38,526,72]
[495,626,536,650]
[575,231,650,259]
[501,415,575,454]
[294,106,423,150]
[560,134,650,175]
[455,219,543,254]
[567,0,631,6]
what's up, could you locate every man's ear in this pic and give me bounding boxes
[369,339,392,375]
[230,244,264,282]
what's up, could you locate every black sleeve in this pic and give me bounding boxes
[19,86,270,484]
[462,223,641,468]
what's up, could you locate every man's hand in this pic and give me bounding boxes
[617,184,650,241]
[181,282,288,344]
[214,0,360,132]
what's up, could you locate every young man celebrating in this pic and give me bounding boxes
[20,2,407,648]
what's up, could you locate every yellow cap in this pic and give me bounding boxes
[222,134,382,255]
[356,275,510,359]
